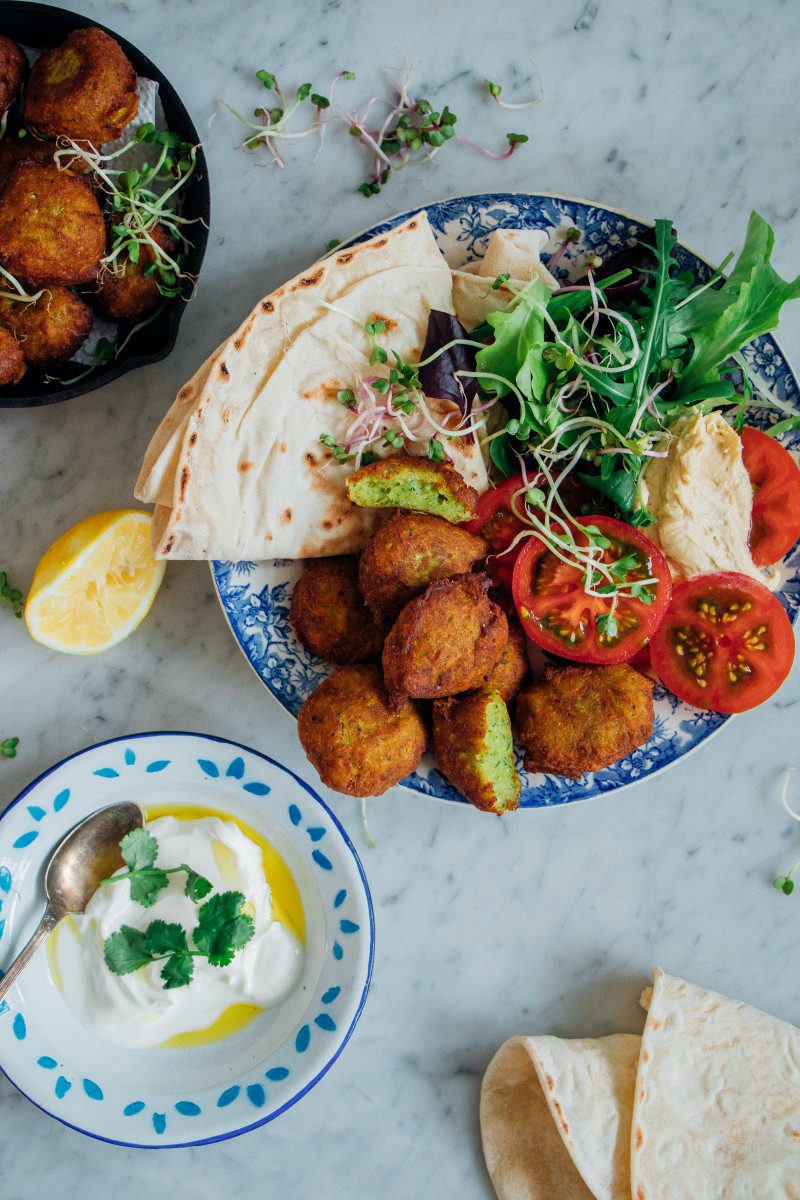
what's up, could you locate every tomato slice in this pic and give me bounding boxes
[740,426,800,566]
[511,514,672,664]
[650,571,795,713]
[464,473,535,588]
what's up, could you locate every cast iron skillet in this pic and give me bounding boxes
[0,2,210,408]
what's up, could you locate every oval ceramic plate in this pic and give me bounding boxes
[0,732,374,1146]
[212,192,800,808]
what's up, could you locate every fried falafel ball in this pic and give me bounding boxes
[0,37,26,116]
[0,161,105,287]
[358,511,487,628]
[433,687,520,814]
[481,616,530,702]
[91,224,178,323]
[289,556,385,665]
[346,452,479,523]
[297,664,427,797]
[0,287,93,367]
[0,324,25,384]
[23,28,138,144]
[382,572,508,706]
[516,663,655,779]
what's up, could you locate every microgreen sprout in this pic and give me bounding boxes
[225,64,535,195]
[1,737,19,759]
[54,125,199,294]
[0,571,23,618]
[55,338,115,386]
[484,75,544,110]
[773,768,800,896]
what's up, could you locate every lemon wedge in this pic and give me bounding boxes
[25,510,166,654]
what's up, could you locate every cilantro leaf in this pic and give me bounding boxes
[160,952,195,989]
[145,920,188,957]
[120,828,158,871]
[128,868,169,908]
[104,926,152,975]
[185,869,213,902]
[193,892,255,967]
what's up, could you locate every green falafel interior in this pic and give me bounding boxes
[346,455,479,524]
[478,693,520,814]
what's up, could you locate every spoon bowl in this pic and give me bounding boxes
[0,801,144,1002]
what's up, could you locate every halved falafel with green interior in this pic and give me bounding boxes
[0,286,93,367]
[346,452,479,523]
[382,572,508,707]
[0,161,105,287]
[297,664,427,797]
[433,687,520,813]
[358,510,487,627]
[289,555,384,665]
[23,27,138,144]
[516,662,655,779]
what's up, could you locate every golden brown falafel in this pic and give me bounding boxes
[0,287,93,367]
[0,161,105,287]
[382,572,508,706]
[297,664,427,797]
[289,556,384,665]
[0,323,25,384]
[358,511,487,627]
[0,37,26,115]
[481,616,530,702]
[433,687,520,813]
[346,452,480,523]
[90,223,178,323]
[24,28,138,144]
[516,663,654,779]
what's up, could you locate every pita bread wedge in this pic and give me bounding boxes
[631,968,800,1200]
[480,1033,640,1200]
[452,229,558,331]
[136,212,488,561]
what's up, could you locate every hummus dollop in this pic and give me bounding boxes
[641,412,770,585]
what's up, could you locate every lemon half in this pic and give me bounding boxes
[25,510,166,654]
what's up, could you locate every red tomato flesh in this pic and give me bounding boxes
[511,514,672,664]
[740,426,800,567]
[650,571,795,713]
[464,473,536,589]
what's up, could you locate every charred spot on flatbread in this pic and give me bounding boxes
[188,432,198,447]
[261,299,273,312]
[369,312,397,333]
[179,466,190,499]
[336,252,353,265]
[293,268,324,290]
[282,507,292,524]
[233,338,241,349]
[238,460,253,473]
[218,361,229,379]
[305,451,318,467]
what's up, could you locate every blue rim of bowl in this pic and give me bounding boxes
[0,730,375,1148]
[0,2,211,408]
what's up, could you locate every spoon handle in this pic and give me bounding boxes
[0,908,59,1004]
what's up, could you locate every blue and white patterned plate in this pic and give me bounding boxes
[212,193,800,809]
[0,732,374,1147]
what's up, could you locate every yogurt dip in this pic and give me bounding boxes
[52,812,304,1049]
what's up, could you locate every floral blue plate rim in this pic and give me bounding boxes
[0,731,375,1148]
[211,192,800,810]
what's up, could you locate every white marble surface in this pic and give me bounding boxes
[1,0,799,1194]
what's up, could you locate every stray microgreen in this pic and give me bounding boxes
[427,437,445,461]
[55,338,116,386]
[320,433,353,464]
[1,737,19,759]
[99,827,212,909]
[484,76,544,110]
[0,571,23,618]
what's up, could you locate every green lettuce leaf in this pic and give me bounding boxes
[673,211,800,397]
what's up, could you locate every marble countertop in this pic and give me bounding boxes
[1,0,799,1194]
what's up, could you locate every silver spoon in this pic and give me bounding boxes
[0,801,144,1003]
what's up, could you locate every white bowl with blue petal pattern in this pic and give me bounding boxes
[0,732,374,1147]
[212,192,800,810]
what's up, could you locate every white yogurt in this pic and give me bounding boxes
[54,815,304,1049]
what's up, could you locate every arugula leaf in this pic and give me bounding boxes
[104,926,152,975]
[193,892,255,967]
[673,211,800,397]
[120,828,158,872]
[631,219,683,411]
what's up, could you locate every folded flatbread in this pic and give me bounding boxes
[480,969,800,1200]
[452,228,558,331]
[136,213,488,561]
